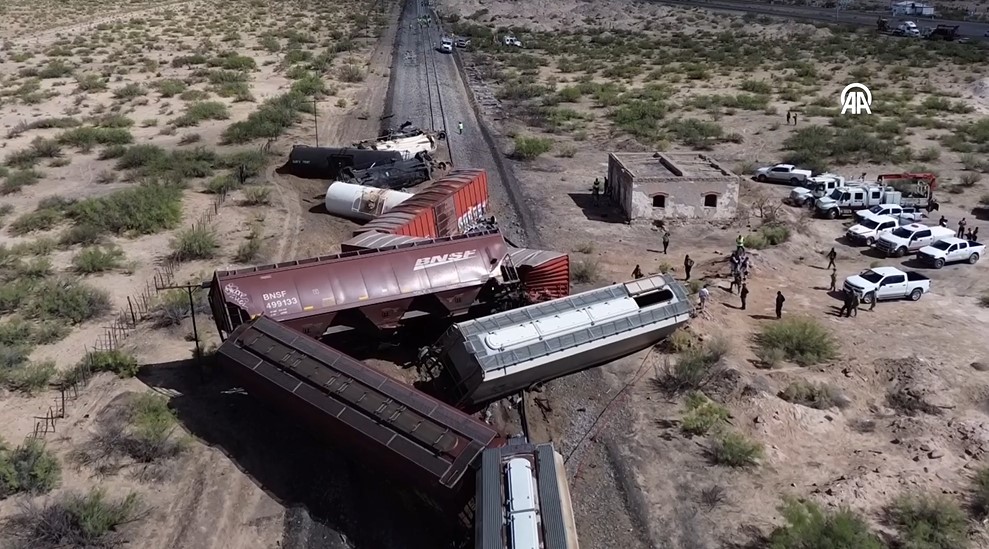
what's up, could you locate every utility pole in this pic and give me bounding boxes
[312,98,319,147]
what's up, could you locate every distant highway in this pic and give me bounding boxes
[652,0,989,41]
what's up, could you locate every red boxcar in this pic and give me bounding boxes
[354,168,489,239]
[217,316,503,498]
[509,248,571,302]
[208,230,513,339]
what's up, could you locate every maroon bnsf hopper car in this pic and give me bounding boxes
[208,229,514,340]
[216,316,502,497]
[353,168,489,240]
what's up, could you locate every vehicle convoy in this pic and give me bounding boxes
[845,214,900,246]
[339,153,439,190]
[216,315,503,498]
[917,237,984,269]
[279,146,404,180]
[423,274,691,408]
[323,182,413,222]
[843,266,931,303]
[753,163,812,185]
[354,169,491,240]
[815,184,904,219]
[855,203,926,224]
[874,223,955,257]
[209,230,526,339]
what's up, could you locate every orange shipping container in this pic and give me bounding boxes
[354,169,489,239]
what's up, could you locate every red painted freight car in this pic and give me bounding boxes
[208,230,516,340]
[216,316,503,498]
[353,168,489,239]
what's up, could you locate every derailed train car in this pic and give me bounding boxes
[216,316,502,498]
[277,145,404,180]
[208,230,522,340]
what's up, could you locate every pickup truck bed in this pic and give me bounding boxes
[906,271,929,282]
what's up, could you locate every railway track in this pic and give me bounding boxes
[414,0,454,164]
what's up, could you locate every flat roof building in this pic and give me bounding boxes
[607,152,739,223]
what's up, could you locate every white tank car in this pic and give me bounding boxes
[324,181,413,222]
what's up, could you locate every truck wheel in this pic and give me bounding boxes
[803,197,814,207]
[756,174,767,182]
[866,237,875,246]
[894,247,906,258]
[789,177,800,185]
[862,292,875,304]
[909,288,923,301]
[827,209,838,220]
[968,253,980,264]
[934,258,945,269]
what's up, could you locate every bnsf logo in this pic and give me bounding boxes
[457,201,488,233]
[413,250,478,270]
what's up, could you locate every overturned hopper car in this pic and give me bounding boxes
[475,440,579,549]
[427,274,692,408]
[208,230,520,340]
[353,169,490,239]
[341,233,570,304]
[339,154,439,190]
[216,316,503,497]
[277,145,403,180]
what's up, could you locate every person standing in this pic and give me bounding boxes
[730,271,742,294]
[792,112,798,125]
[632,264,643,279]
[457,121,464,134]
[775,291,785,319]
[740,283,749,310]
[972,227,980,241]
[603,177,610,196]
[826,247,837,270]
[829,267,837,292]
[698,285,710,311]
[939,216,948,228]
[684,254,694,281]
[662,231,670,254]
[838,289,850,317]
[958,218,967,239]
[786,111,792,125]
[869,291,877,312]
[591,178,600,204]
[849,292,860,317]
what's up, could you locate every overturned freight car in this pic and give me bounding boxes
[208,230,523,340]
[425,274,692,408]
[216,315,502,498]
[277,145,404,180]
[352,168,491,240]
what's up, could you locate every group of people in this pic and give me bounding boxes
[937,216,980,241]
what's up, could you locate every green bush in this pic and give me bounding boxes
[512,136,552,160]
[205,174,238,194]
[768,498,884,549]
[1,169,43,195]
[170,226,219,261]
[7,208,63,235]
[756,317,837,366]
[28,277,111,324]
[890,494,968,549]
[746,224,791,249]
[0,437,62,497]
[219,149,268,179]
[59,224,103,247]
[338,63,364,82]
[1,359,56,394]
[570,257,598,283]
[208,53,256,71]
[973,467,989,517]
[128,393,185,462]
[663,337,729,393]
[709,431,763,467]
[153,78,187,97]
[112,83,145,99]
[780,381,845,410]
[681,392,729,436]
[221,91,311,144]
[79,349,140,378]
[114,144,168,170]
[89,114,133,128]
[173,101,230,127]
[56,126,133,149]
[241,185,271,205]
[75,73,107,91]
[69,184,183,236]
[71,245,125,274]
[13,488,143,546]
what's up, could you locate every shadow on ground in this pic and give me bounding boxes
[567,193,626,224]
[139,361,467,549]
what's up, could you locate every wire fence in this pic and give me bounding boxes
[26,174,241,439]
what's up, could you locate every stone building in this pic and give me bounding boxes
[607,152,739,223]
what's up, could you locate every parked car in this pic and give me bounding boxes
[440,37,454,53]
[843,266,930,304]
[753,164,812,185]
[455,37,470,48]
[845,213,899,246]
[916,237,984,269]
[874,223,955,257]
[503,35,522,47]
[854,203,925,223]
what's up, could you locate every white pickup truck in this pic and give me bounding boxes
[843,266,931,304]
[753,164,813,185]
[917,237,984,269]
[874,223,955,258]
[854,203,926,224]
[789,174,847,207]
[845,213,899,246]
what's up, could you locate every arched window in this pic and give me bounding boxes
[652,194,667,208]
[703,193,718,208]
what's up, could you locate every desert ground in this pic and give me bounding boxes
[2,0,989,547]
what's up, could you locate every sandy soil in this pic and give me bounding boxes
[435,0,989,545]
[0,0,399,547]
